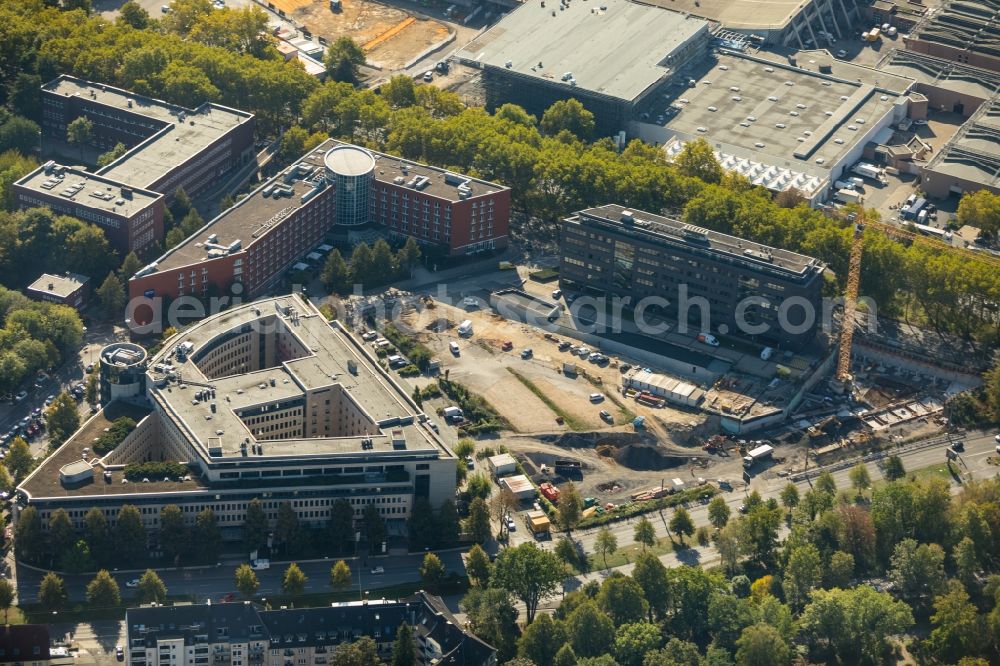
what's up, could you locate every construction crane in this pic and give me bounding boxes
[832,209,1000,393]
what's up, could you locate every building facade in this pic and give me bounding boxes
[18,295,458,539]
[125,594,496,666]
[127,142,510,328]
[0,626,50,666]
[559,205,825,349]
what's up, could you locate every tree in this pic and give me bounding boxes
[14,505,42,563]
[798,586,913,664]
[328,498,355,554]
[5,437,34,482]
[956,189,1000,236]
[553,644,577,666]
[321,249,351,294]
[825,551,855,589]
[282,562,308,595]
[363,503,387,553]
[137,569,167,603]
[466,473,491,501]
[119,252,143,281]
[391,622,416,666]
[39,572,67,610]
[96,142,127,168]
[815,471,837,497]
[398,236,421,276]
[46,392,80,447]
[737,503,782,567]
[419,552,446,590]
[883,455,906,481]
[48,508,76,560]
[194,508,221,563]
[889,538,945,603]
[595,526,617,569]
[708,496,731,529]
[669,507,694,544]
[461,588,519,661]
[714,521,742,575]
[465,545,491,587]
[925,580,985,663]
[555,535,581,570]
[465,497,491,543]
[597,575,648,626]
[558,481,583,533]
[66,116,93,159]
[0,117,40,154]
[331,637,382,666]
[613,622,661,666]
[779,483,799,511]
[518,612,565,666]
[0,579,14,623]
[953,536,980,590]
[115,505,146,563]
[382,75,417,108]
[735,623,790,666]
[490,487,518,539]
[783,543,821,611]
[235,563,259,598]
[438,499,460,545]
[491,542,565,623]
[160,504,187,563]
[674,138,722,184]
[96,272,126,320]
[325,37,366,83]
[86,570,121,607]
[84,508,111,565]
[244,498,269,551]
[118,1,149,28]
[848,463,871,496]
[567,600,615,658]
[633,516,656,550]
[663,565,726,643]
[631,552,669,620]
[330,560,352,592]
[85,367,99,408]
[540,99,595,140]
[279,125,309,160]
[275,502,304,555]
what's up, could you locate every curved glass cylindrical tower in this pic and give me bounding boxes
[99,342,147,405]
[324,145,375,227]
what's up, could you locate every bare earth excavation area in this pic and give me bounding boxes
[272,0,451,70]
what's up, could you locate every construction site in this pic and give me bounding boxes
[266,0,455,70]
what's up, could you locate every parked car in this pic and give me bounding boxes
[619,363,632,373]
[501,341,513,351]
[422,71,434,82]
[520,348,533,359]
[126,579,140,588]
[13,391,27,403]
[836,49,847,58]
[449,341,460,355]
[589,393,605,403]
[551,289,562,299]
[370,566,385,574]
[558,341,572,351]
[44,394,56,406]
[115,646,124,661]
[599,410,613,423]
[697,333,720,347]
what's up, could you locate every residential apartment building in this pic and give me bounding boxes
[559,205,826,349]
[126,594,495,666]
[18,295,458,539]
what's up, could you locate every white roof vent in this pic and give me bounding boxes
[679,98,689,104]
[719,65,729,70]
[775,122,786,128]
[708,106,717,111]
[789,111,799,116]
[696,126,708,132]
[732,96,742,102]
[755,142,765,148]
[855,118,866,124]
[729,86,740,92]
[880,95,889,101]
[825,111,834,116]
[785,80,795,86]
[840,95,849,101]
[815,157,826,164]
[796,103,806,109]
[834,138,845,144]
[847,124,858,130]
[764,66,774,72]
[702,79,712,85]
[747,116,757,122]
[768,96,778,101]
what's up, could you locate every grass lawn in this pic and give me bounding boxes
[585,523,695,570]
[872,460,958,491]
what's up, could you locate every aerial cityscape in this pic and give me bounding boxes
[0,0,998,664]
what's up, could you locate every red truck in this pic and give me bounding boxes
[539,482,560,503]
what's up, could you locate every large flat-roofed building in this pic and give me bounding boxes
[13,162,165,253]
[15,76,254,254]
[903,0,1000,72]
[41,75,255,199]
[125,593,496,666]
[456,0,710,136]
[17,294,458,538]
[922,97,1000,197]
[644,0,865,47]
[559,205,825,349]
[639,51,914,204]
[877,50,1000,117]
[128,141,509,326]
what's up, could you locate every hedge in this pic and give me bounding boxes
[93,417,137,455]
[124,461,187,481]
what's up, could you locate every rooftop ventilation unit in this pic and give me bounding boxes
[620,210,634,223]
[744,248,773,262]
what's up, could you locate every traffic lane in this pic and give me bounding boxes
[16,551,463,603]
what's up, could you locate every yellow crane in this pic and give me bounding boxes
[833,210,1000,392]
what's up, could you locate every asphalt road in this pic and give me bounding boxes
[512,429,999,557]
[16,550,463,605]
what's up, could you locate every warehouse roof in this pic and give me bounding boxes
[909,0,1000,60]
[456,0,708,102]
[877,49,1000,100]
[643,0,805,30]
[924,98,1000,189]
[661,51,907,169]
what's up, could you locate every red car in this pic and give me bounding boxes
[219,593,236,603]
[501,341,513,351]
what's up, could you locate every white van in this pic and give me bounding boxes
[449,341,460,355]
[457,320,473,336]
[760,346,775,361]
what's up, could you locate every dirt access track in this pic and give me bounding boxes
[272,0,452,70]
